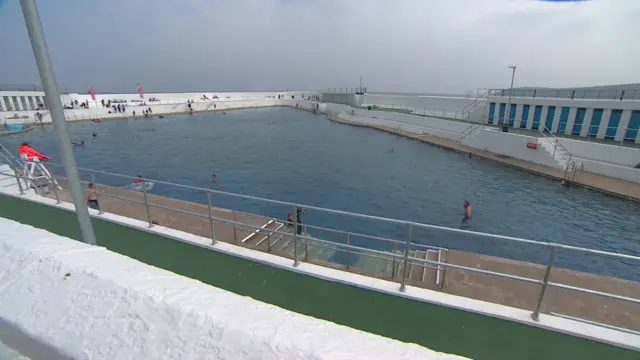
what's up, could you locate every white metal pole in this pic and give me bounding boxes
[505,65,516,126]
[19,0,97,245]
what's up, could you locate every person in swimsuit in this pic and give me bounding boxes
[87,182,100,211]
[463,200,472,222]
[135,175,142,184]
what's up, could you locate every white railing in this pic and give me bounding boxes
[460,88,491,120]
[360,104,465,120]
[540,126,573,165]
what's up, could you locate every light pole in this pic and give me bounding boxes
[504,65,517,129]
[19,0,97,245]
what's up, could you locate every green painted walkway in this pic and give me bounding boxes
[1,194,637,360]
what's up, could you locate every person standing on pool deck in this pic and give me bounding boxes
[87,182,100,211]
[295,207,304,235]
[463,201,472,222]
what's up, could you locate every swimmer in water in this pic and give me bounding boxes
[92,133,97,137]
[135,175,142,184]
[212,174,217,182]
[463,200,472,222]
[72,140,85,146]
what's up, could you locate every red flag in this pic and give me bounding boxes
[88,84,96,100]
[137,83,144,99]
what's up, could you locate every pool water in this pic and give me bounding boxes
[3,107,639,280]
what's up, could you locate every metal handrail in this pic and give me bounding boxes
[3,164,640,330]
[459,123,482,143]
[25,161,640,261]
[539,126,573,164]
[0,144,21,169]
[461,88,491,117]
[488,88,640,101]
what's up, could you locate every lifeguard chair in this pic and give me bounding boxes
[19,154,60,193]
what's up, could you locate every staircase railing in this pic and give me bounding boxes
[0,142,60,193]
[459,123,482,144]
[539,126,573,165]
[461,88,491,120]
[20,158,61,193]
[0,144,21,169]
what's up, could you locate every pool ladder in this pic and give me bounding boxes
[562,160,584,185]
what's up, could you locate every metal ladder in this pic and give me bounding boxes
[563,160,584,185]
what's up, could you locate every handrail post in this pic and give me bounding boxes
[346,233,351,269]
[207,192,216,245]
[292,206,300,267]
[552,138,557,157]
[91,173,103,214]
[392,242,397,278]
[52,177,61,204]
[13,168,25,195]
[232,211,238,244]
[531,246,557,321]
[141,178,153,228]
[399,223,413,292]
[267,231,272,252]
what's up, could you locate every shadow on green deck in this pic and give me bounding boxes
[1,194,636,360]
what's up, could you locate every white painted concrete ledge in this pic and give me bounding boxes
[0,216,468,360]
[0,182,638,353]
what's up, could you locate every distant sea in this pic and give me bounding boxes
[363,92,475,111]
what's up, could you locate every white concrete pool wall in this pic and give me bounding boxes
[0,90,316,110]
[0,216,469,360]
[326,105,640,183]
[0,92,319,124]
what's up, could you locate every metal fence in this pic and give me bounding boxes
[488,88,640,101]
[322,87,368,94]
[3,160,640,331]
[360,104,466,120]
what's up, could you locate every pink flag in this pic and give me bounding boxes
[137,83,144,99]
[88,84,96,100]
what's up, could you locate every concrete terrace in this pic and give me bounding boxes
[327,114,640,202]
[0,194,638,360]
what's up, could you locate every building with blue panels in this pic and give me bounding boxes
[484,91,640,144]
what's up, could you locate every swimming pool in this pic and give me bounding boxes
[3,107,639,280]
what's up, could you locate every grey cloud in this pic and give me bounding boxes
[0,0,638,93]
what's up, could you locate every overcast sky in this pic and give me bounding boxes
[0,0,638,94]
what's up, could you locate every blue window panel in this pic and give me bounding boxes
[558,106,570,134]
[532,105,543,130]
[498,103,506,124]
[508,104,516,126]
[605,109,622,138]
[545,106,556,131]
[520,105,530,128]
[572,108,586,135]
[589,109,603,136]
[488,102,496,124]
[624,110,640,141]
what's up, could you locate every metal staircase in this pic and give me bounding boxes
[461,88,491,121]
[0,143,60,194]
[459,123,483,144]
[537,127,583,184]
